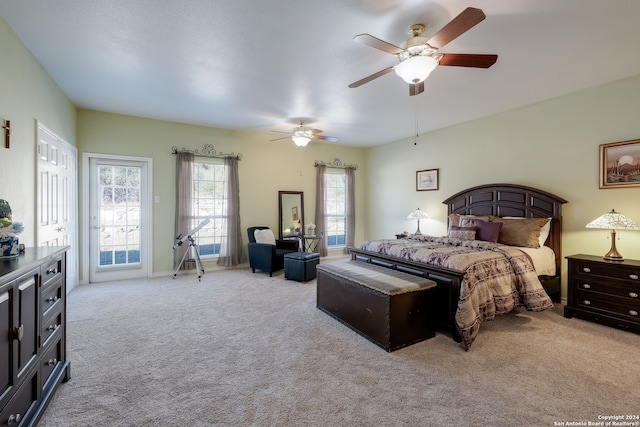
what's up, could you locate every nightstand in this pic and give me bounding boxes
[564,254,640,334]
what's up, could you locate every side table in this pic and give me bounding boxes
[564,254,640,334]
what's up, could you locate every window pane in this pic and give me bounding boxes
[324,171,347,248]
[191,159,228,257]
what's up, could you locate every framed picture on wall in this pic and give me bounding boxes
[292,206,299,221]
[600,139,640,188]
[416,169,439,191]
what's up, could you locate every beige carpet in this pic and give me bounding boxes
[39,265,640,427]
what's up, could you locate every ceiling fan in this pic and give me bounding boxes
[270,120,338,146]
[349,7,498,96]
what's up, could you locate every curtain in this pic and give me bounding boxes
[174,152,194,270]
[217,157,243,266]
[314,165,328,257]
[344,167,356,254]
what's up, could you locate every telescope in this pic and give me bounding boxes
[173,218,210,249]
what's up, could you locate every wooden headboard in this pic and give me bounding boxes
[443,183,568,277]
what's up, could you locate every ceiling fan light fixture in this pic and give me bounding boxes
[291,130,311,147]
[394,55,438,84]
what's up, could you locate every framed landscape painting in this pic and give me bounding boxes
[416,169,439,191]
[600,139,640,189]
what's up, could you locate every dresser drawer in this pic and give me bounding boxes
[0,369,38,426]
[575,289,640,321]
[41,279,63,317]
[41,338,62,391]
[573,277,640,300]
[41,309,62,347]
[41,256,63,288]
[572,260,640,282]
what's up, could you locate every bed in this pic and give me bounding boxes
[349,183,568,349]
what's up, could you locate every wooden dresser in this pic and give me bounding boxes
[0,247,70,426]
[565,254,640,334]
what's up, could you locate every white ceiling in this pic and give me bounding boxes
[2,0,640,147]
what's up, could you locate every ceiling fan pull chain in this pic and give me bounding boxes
[414,95,419,146]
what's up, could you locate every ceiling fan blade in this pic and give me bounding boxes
[439,53,497,68]
[353,34,404,55]
[269,136,290,142]
[427,7,486,49]
[409,81,424,96]
[312,135,338,142]
[349,66,395,88]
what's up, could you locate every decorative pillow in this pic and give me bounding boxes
[503,217,552,246]
[494,218,549,248]
[447,225,477,241]
[471,219,503,243]
[449,214,490,227]
[254,228,276,246]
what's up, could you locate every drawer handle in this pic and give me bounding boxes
[630,310,639,316]
[582,284,591,289]
[47,267,57,275]
[630,292,639,298]
[582,267,591,273]
[47,358,58,366]
[47,296,59,303]
[8,414,21,425]
[13,325,24,342]
[46,324,59,332]
[630,274,639,280]
[583,300,591,305]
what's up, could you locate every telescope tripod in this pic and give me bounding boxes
[173,235,205,281]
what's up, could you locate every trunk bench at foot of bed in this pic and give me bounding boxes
[316,261,437,352]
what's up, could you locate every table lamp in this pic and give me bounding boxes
[586,209,640,261]
[407,208,429,235]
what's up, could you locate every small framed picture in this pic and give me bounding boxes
[600,139,640,189]
[416,169,439,191]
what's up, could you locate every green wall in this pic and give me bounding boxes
[365,74,640,299]
[0,17,76,246]
[77,109,366,277]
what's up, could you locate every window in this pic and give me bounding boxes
[325,169,347,247]
[192,159,228,258]
[97,164,142,266]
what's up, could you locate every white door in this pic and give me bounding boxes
[36,122,78,293]
[87,156,152,283]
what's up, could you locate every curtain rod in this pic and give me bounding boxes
[171,144,242,160]
[314,158,357,170]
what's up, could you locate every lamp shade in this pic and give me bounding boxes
[407,208,429,220]
[586,209,640,261]
[585,209,640,230]
[395,56,438,84]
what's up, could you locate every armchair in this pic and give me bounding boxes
[247,226,299,276]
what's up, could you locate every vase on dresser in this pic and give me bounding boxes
[0,236,19,258]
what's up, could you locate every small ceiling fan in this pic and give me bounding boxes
[270,120,338,146]
[349,7,498,96]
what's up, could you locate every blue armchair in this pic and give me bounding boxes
[247,226,299,276]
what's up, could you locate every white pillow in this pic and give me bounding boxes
[254,229,276,246]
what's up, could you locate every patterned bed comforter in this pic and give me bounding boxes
[358,235,554,349]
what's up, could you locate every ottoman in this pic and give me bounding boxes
[284,252,320,282]
[316,261,437,352]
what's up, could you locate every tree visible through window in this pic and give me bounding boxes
[192,159,228,257]
[325,170,346,247]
